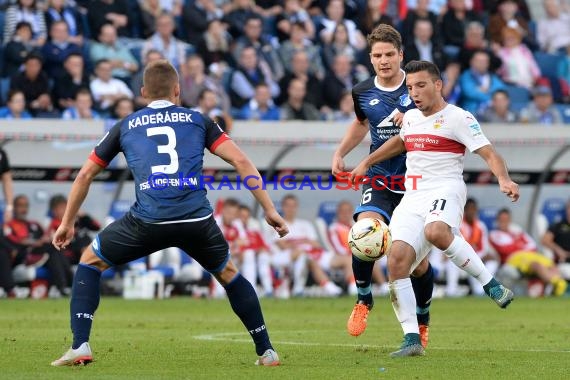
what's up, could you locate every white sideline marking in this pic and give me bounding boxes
[192,331,570,354]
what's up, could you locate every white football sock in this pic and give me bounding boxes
[292,253,308,295]
[389,278,419,335]
[468,259,500,295]
[240,249,257,287]
[257,252,274,294]
[442,236,493,286]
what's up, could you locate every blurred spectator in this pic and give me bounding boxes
[87,0,130,38]
[281,78,320,120]
[403,18,448,72]
[488,0,534,48]
[44,0,84,46]
[195,19,234,68]
[536,0,570,54]
[237,83,280,120]
[318,0,365,51]
[519,85,563,124]
[193,88,223,120]
[89,59,134,112]
[321,22,361,75]
[40,20,82,79]
[489,208,567,296]
[559,44,570,91]
[234,15,284,80]
[52,53,90,110]
[458,198,499,296]
[223,0,260,39]
[278,50,323,108]
[90,24,139,83]
[358,0,393,37]
[400,0,437,46]
[0,90,33,119]
[179,55,230,113]
[237,204,275,296]
[456,21,502,72]
[328,91,354,121]
[5,194,72,297]
[2,21,39,78]
[477,89,518,123]
[541,199,570,264]
[406,0,448,16]
[141,13,187,71]
[131,49,163,108]
[496,27,541,89]
[45,194,101,266]
[229,46,280,108]
[182,0,224,46]
[110,97,134,119]
[275,0,315,42]
[279,21,323,80]
[440,0,481,57]
[322,54,358,110]
[62,88,101,120]
[3,0,47,47]
[139,0,182,39]
[270,194,342,297]
[459,49,505,114]
[10,53,55,117]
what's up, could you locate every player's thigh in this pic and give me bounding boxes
[424,184,467,231]
[354,183,403,222]
[173,216,230,274]
[390,200,428,257]
[93,213,165,267]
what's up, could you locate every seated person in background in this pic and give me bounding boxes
[536,0,570,54]
[476,89,517,123]
[3,0,47,47]
[90,59,134,113]
[489,208,567,296]
[327,200,388,296]
[89,24,139,83]
[41,20,82,80]
[488,0,533,48]
[519,85,563,125]
[110,97,135,120]
[558,44,570,101]
[237,83,280,121]
[279,21,323,80]
[269,194,342,297]
[458,198,500,296]
[280,78,321,121]
[459,49,505,115]
[179,55,230,112]
[2,22,39,78]
[131,49,164,109]
[402,19,448,73]
[62,89,101,120]
[52,53,90,111]
[45,194,101,266]
[277,50,324,110]
[212,198,257,297]
[456,21,502,73]
[44,0,84,46]
[5,195,72,296]
[541,199,570,264]
[238,204,274,297]
[322,54,358,111]
[495,27,541,90]
[0,90,33,119]
[10,53,55,117]
[327,92,354,122]
[141,13,187,71]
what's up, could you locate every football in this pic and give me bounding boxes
[348,218,392,261]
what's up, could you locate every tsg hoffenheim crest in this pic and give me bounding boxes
[399,94,411,107]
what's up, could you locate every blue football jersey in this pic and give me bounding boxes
[91,100,230,223]
[352,74,414,192]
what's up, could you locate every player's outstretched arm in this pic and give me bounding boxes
[475,145,519,202]
[213,140,289,238]
[52,159,104,250]
[332,118,369,176]
[348,135,405,184]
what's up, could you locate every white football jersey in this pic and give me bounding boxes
[400,104,490,189]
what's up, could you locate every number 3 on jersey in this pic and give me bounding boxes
[147,126,179,174]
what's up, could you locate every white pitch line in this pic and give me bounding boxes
[192,331,570,354]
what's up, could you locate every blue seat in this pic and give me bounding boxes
[534,52,563,78]
[503,84,531,104]
[541,198,567,226]
[479,207,499,231]
[317,201,338,226]
[1,77,10,104]
[557,104,570,124]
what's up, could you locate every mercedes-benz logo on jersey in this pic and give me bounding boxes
[369,99,380,106]
[399,94,411,107]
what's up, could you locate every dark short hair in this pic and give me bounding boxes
[223,198,240,208]
[492,89,509,98]
[49,194,67,210]
[143,60,179,99]
[198,88,215,101]
[24,52,43,64]
[497,208,511,217]
[282,194,298,204]
[15,21,32,32]
[404,60,441,80]
[465,198,478,207]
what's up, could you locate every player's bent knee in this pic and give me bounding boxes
[79,246,109,272]
[424,221,452,247]
[214,259,239,286]
[411,258,429,277]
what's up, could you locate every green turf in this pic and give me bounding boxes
[0,296,568,379]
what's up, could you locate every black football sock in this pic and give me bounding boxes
[411,263,434,325]
[352,255,374,305]
[70,264,101,349]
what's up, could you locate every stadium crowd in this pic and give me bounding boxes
[0,0,568,124]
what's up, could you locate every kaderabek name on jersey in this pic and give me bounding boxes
[128,111,194,129]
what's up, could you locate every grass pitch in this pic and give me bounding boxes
[1,296,568,379]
